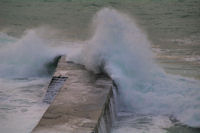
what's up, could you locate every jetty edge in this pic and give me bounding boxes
[31,55,116,133]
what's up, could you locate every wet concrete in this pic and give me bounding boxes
[43,76,67,104]
[32,56,113,133]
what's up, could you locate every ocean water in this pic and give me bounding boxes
[66,8,200,132]
[1,0,199,78]
[0,31,58,133]
[0,78,48,133]
[0,0,200,133]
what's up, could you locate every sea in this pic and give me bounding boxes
[0,0,199,133]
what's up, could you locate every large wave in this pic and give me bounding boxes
[66,8,200,127]
[0,30,66,78]
[0,7,199,128]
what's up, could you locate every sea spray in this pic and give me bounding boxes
[0,30,68,78]
[0,30,59,133]
[66,8,200,127]
[0,7,199,131]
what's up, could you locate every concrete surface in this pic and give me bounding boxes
[32,56,113,133]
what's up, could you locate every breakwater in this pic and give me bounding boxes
[31,56,116,133]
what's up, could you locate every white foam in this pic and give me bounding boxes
[0,7,199,129]
[111,115,172,133]
[66,8,200,127]
[0,78,49,133]
[0,29,68,78]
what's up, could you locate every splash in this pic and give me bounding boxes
[0,7,199,130]
[0,30,67,78]
[0,30,62,133]
[66,8,200,128]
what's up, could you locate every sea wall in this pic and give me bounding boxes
[31,56,116,133]
[94,84,118,133]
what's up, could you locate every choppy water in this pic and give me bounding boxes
[0,0,200,133]
[0,32,54,133]
[0,78,48,133]
[0,28,70,132]
[67,8,200,132]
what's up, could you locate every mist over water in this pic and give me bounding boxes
[66,8,200,130]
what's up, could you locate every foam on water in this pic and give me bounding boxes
[0,30,66,133]
[111,115,173,133]
[66,8,200,128]
[0,7,200,133]
[0,78,49,133]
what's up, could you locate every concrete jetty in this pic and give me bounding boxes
[32,56,114,133]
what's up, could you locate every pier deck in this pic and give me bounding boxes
[32,56,113,133]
